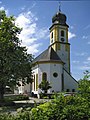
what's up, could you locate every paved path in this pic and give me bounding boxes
[14,97,51,104]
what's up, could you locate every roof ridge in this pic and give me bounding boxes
[32,47,64,64]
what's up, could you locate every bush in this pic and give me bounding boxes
[31,94,90,120]
[0,107,31,120]
[0,113,14,120]
[0,94,90,120]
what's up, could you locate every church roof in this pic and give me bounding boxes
[32,47,64,64]
[52,11,66,25]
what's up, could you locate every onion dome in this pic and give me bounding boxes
[52,11,67,25]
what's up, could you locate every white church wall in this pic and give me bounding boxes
[33,63,63,94]
[50,63,63,92]
[38,63,64,93]
[57,47,69,72]
[64,70,78,92]
[38,63,51,82]
[32,63,51,94]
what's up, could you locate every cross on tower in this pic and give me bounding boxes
[59,2,61,12]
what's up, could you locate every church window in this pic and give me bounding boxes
[53,72,58,78]
[61,30,64,37]
[51,32,53,39]
[72,89,75,92]
[51,32,53,43]
[66,89,70,92]
[42,72,47,80]
[34,75,35,91]
[36,74,38,90]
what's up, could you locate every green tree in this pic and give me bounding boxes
[0,10,33,101]
[78,70,90,100]
[39,79,52,93]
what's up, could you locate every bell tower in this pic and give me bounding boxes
[49,7,70,73]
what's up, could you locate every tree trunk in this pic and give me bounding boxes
[0,83,5,102]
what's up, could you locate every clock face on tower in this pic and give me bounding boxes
[61,38,65,42]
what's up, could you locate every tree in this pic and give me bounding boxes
[39,79,52,93]
[0,10,33,101]
[78,70,90,100]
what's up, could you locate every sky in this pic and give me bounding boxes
[0,0,90,80]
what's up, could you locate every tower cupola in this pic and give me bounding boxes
[52,11,67,25]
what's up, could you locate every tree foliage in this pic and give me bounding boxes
[0,94,90,120]
[31,94,90,120]
[39,79,52,93]
[0,10,33,100]
[78,70,90,100]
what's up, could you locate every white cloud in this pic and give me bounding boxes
[30,2,36,10]
[79,66,90,70]
[82,57,90,66]
[87,41,90,44]
[20,2,36,12]
[26,43,42,54]
[21,6,26,11]
[15,11,49,55]
[72,60,80,64]
[35,28,49,40]
[78,57,90,73]
[68,31,76,40]
[82,35,88,39]
[84,24,90,30]
[83,61,90,65]
[0,6,4,10]
[87,57,90,61]
[75,52,88,56]
[70,25,74,29]
[0,6,9,15]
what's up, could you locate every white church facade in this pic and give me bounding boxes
[31,9,78,95]
[17,8,78,95]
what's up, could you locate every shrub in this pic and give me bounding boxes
[0,94,90,120]
[31,94,90,120]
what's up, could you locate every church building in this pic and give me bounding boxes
[17,7,78,95]
[31,8,78,96]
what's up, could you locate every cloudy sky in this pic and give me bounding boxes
[0,0,90,80]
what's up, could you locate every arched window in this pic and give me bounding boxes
[36,74,38,90]
[51,32,53,43]
[33,75,35,91]
[51,32,53,39]
[42,72,47,81]
[61,30,64,37]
